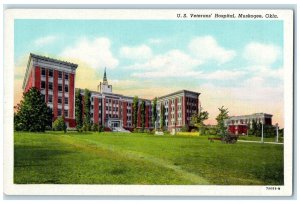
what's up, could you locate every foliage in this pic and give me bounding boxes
[52,117,67,133]
[191,108,209,135]
[140,100,146,130]
[14,87,52,132]
[98,125,104,132]
[75,88,83,131]
[83,89,91,131]
[181,124,189,132]
[160,104,165,130]
[215,106,229,137]
[92,123,99,132]
[133,96,139,128]
[152,97,157,126]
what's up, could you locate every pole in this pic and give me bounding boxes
[276,123,279,143]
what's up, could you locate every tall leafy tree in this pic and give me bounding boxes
[152,97,157,127]
[133,96,139,128]
[14,87,52,132]
[83,89,91,130]
[160,104,165,129]
[191,108,209,135]
[75,88,83,130]
[141,100,146,129]
[216,106,229,137]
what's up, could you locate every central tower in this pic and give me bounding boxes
[98,67,112,93]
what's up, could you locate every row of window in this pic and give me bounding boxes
[41,81,69,92]
[45,94,68,105]
[41,68,69,80]
[57,109,69,117]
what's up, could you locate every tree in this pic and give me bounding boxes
[216,106,229,137]
[141,100,146,130]
[75,88,83,130]
[83,89,91,131]
[133,96,139,128]
[14,87,52,132]
[152,97,157,127]
[53,116,67,133]
[191,108,209,135]
[160,104,165,130]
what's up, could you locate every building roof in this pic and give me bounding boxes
[157,89,200,100]
[29,53,78,68]
[22,53,78,89]
[226,113,273,120]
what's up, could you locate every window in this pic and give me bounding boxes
[41,94,45,101]
[58,71,62,79]
[49,70,53,77]
[48,95,53,103]
[58,84,62,92]
[64,110,68,117]
[58,96,62,104]
[65,85,68,92]
[64,98,68,105]
[58,109,62,116]
[41,81,46,89]
[65,73,69,80]
[41,68,46,76]
[91,105,94,110]
[48,82,53,90]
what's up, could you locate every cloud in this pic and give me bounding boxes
[248,65,284,80]
[243,42,281,65]
[119,44,152,61]
[61,37,119,70]
[128,49,202,77]
[188,36,236,64]
[148,38,163,44]
[198,70,246,80]
[34,36,57,47]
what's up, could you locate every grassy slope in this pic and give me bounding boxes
[14,132,283,185]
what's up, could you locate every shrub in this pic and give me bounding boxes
[92,123,99,132]
[181,125,189,132]
[98,125,104,132]
[53,117,67,133]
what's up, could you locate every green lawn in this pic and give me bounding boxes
[14,131,283,185]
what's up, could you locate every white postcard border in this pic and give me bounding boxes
[3,9,294,196]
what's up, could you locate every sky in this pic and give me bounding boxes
[14,19,284,127]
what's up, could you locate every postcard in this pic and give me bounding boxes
[3,9,294,196]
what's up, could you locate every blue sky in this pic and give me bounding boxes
[14,19,284,126]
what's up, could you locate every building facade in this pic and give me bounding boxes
[156,90,200,131]
[224,113,273,135]
[78,69,152,131]
[22,53,200,131]
[22,53,78,127]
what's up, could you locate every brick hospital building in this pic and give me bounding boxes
[22,53,200,131]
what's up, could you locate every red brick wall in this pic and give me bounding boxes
[138,104,141,128]
[45,69,48,103]
[69,73,75,119]
[123,102,127,127]
[53,70,58,118]
[182,96,186,126]
[94,97,99,124]
[145,105,149,128]
[34,66,41,89]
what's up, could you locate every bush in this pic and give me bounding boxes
[92,123,99,132]
[98,125,104,132]
[53,117,67,133]
[191,129,197,132]
[181,125,189,132]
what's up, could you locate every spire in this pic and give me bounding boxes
[103,67,108,84]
